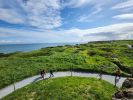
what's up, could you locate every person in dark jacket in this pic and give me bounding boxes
[40,69,46,79]
[49,70,54,78]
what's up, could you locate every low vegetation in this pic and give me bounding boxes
[2,77,117,100]
[0,40,133,89]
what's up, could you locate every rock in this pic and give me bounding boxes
[112,78,133,100]
[114,91,124,98]
[123,88,133,99]
[122,78,133,88]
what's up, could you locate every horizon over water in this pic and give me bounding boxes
[0,43,79,54]
[0,39,127,54]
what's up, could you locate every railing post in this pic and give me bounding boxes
[13,82,15,91]
[71,65,72,76]
[11,73,16,91]
[70,64,73,76]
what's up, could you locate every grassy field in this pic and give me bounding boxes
[2,77,117,100]
[0,40,133,89]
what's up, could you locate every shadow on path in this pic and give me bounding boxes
[32,77,51,83]
[32,77,42,83]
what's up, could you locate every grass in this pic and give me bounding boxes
[2,77,117,100]
[0,40,133,89]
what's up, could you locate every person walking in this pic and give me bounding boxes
[116,68,121,79]
[40,69,46,79]
[99,66,104,80]
[49,70,54,78]
[114,68,121,87]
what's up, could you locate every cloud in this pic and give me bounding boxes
[0,8,24,24]
[0,27,80,43]
[0,40,23,44]
[81,23,133,35]
[113,13,133,20]
[78,15,92,22]
[1,22,133,43]
[62,0,92,8]
[61,22,133,42]
[80,23,133,41]
[0,0,133,44]
[77,5,102,22]
[91,5,103,15]
[77,0,112,22]
[112,0,133,9]
[0,0,62,29]
[62,0,115,15]
[0,0,115,29]
[62,0,110,8]
[21,0,62,29]
[1,0,101,28]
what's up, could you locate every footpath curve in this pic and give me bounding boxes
[0,71,126,99]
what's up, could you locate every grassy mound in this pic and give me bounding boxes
[0,40,133,89]
[2,77,117,100]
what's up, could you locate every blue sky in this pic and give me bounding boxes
[0,0,133,43]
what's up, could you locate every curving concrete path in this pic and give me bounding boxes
[0,71,126,99]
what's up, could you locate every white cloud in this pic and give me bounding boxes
[62,0,92,8]
[0,0,62,29]
[0,23,133,43]
[85,23,133,34]
[62,0,110,8]
[0,40,23,44]
[60,22,133,42]
[0,0,133,43]
[113,13,133,20]
[78,15,92,22]
[112,0,133,9]
[91,5,103,15]
[78,5,102,22]
[18,0,62,29]
[0,0,115,29]
[77,0,111,22]
[0,8,24,24]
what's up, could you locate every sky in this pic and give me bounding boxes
[0,0,133,43]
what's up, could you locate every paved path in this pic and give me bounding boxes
[128,44,133,49]
[0,71,126,99]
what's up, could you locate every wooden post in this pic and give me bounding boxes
[12,73,16,91]
[71,65,72,76]
[70,57,72,76]
[13,82,15,91]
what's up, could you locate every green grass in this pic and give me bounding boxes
[0,40,133,89]
[2,77,117,100]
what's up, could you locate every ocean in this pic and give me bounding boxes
[0,43,77,54]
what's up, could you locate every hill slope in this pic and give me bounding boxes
[0,40,133,89]
[2,77,117,100]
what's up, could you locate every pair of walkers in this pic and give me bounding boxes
[40,69,54,79]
